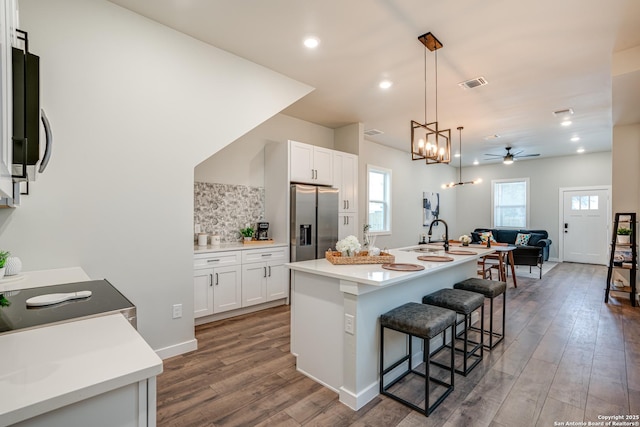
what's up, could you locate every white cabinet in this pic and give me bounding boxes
[241,246,288,307]
[333,151,357,213]
[339,212,358,240]
[0,0,18,199]
[334,151,358,240]
[193,251,242,318]
[290,140,333,186]
[194,246,288,321]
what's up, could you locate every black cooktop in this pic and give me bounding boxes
[0,279,135,335]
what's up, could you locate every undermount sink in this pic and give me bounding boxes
[401,246,444,253]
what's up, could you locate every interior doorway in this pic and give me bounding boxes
[559,186,611,264]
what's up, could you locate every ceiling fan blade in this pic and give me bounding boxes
[511,150,524,156]
[516,153,540,158]
[483,153,503,157]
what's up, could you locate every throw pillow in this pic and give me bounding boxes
[471,232,482,243]
[479,231,497,243]
[515,233,531,246]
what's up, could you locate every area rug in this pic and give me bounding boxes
[508,261,558,279]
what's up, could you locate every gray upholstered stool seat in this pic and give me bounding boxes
[422,289,484,376]
[454,278,507,349]
[379,302,456,416]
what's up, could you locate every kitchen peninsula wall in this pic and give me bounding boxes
[194,182,264,242]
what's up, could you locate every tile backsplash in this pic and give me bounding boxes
[194,182,265,242]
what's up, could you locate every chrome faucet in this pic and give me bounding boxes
[427,219,449,251]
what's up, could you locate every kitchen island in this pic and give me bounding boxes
[286,245,494,410]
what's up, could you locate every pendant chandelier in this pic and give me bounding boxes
[442,126,482,188]
[411,32,451,165]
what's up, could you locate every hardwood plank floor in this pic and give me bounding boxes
[157,263,640,426]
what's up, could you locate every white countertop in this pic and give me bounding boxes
[0,313,163,426]
[0,266,90,293]
[286,244,495,287]
[194,241,288,254]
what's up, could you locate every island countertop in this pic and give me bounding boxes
[285,244,495,287]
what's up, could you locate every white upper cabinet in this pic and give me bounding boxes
[333,151,357,213]
[0,0,18,199]
[290,140,333,186]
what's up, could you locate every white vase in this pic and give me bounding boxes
[617,235,630,244]
[244,236,252,242]
[5,257,22,276]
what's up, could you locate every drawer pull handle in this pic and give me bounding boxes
[261,253,272,257]
[207,259,221,263]
[268,266,271,277]
[263,267,267,278]
[209,274,213,286]
[215,273,219,285]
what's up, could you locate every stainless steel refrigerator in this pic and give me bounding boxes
[290,184,339,262]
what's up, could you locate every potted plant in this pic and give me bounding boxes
[617,227,632,244]
[240,226,255,242]
[0,250,9,279]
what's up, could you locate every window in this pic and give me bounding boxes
[367,165,391,233]
[492,178,529,228]
[571,195,599,210]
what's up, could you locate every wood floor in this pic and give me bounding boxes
[157,262,640,426]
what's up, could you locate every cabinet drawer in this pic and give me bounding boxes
[194,251,241,268]
[242,247,288,264]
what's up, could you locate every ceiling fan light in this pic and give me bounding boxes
[503,158,514,165]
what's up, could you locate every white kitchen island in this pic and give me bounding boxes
[286,245,494,410]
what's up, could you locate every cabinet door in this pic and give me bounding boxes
[0,0,16,199]
[290,141,314,184]
[193,268,214,318]
[213,265,242,313]
[313,146,333,186]
[334,152,357,212]
[241,262,267,307]
[266,261,287,301]
[338,213,357,240]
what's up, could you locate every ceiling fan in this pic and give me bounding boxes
[484,147,540,164]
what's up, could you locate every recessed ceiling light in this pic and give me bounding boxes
[561,120,572,126]
[473,160,479,165]
[577,148,585,153]
[454,152,461,158]
[571,136,580,142]
[303,37,320,49]
[379,80,392,89]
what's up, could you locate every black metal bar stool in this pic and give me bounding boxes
[379,302,456,416]
[422,288,484,376]
[454,278,507,349]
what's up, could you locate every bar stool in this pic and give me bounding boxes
[454,278,507,349]
[379,302,456,416]
[422,288,484,376]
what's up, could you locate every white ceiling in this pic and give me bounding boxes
[109,0,640,166]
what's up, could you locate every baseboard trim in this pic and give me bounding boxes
[155,338,198,360]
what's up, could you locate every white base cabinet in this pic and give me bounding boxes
[194,245,288,322]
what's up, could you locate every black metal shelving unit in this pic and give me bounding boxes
[605,212,637,307]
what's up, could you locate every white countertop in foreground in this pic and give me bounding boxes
[0,266,90,293]
[194,241,287,254]
[0,313,163,426]
[286,245,495,287]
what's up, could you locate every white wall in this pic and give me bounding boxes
[194,114,334,186]
[0,0,311,355]
[455,151,612,259]
[358,139,458,249]
[612,124,640,214]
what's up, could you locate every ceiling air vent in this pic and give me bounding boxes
[364,129,384,136]
[458,76,488,90]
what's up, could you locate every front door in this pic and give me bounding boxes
[562,188,610,264]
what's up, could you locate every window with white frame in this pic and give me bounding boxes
[367,165,391,233]
[491,178,529,228]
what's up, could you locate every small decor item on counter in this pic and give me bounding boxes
[211,235,221,246]
[240,226,255,242]
[0,250,10,279]
[617,227,632,244]
[4,256,22,276]
[197,233,208,246]
[459,235,472,246]
[336,235,361,257]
